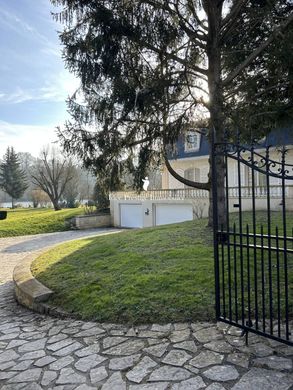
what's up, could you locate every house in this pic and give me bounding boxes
[110,128,293,228]
[162,128,293,190]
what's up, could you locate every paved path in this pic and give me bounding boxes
[0,230,292,390]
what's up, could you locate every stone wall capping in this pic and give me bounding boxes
[13,252,54,310]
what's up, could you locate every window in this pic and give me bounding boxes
[184,130,201,152]
[184,167,200,188]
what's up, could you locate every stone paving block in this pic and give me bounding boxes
[227,352,250,368]
[0,384,27,390]
[75,385,97,390]
[1,327,21,334]
[48,333,69,344]
[12,360,34,371]
[205,383,226,390]
[137,330,167,338]
[193,327,223,343]
[129,383,169,390]
[90,366,108,384]
[169,329,190,343]
[53,341,83,357]
[0,371,18,380]
[203,365,239,382]
[190,322,212,332]
[74,343,100,357]
[41,370,58,386]
[0,341,8,349]
[47,339,75,352]
[0,360,16,371]
[189,350,224,368]
[147,338,169,346]
[56,367,86,385]
[0,349,20,363]
[173,341,197,353]
[126,356,157,383]
[174,323,189,331]
[2,231,293,390]
[250,343,274,357]
[171,376,206,389]
[22,383,43,390]
[184,364,199,374]
[162,349,192,367]
[104,340,145,356]
[34,355,57,367]
[143,342,169,357]
[109,354,141,370]
[18,338,47,352]
[75,353,107,372]
[49,356,74,370]
[151,324,172,332]
[0,332,20,341]
[48,325,64,336]
[101,372,126,390]
[231,367,293,390]
[204,339,233,353]
[19,350,46,360]
[6,339,28,349]
[103,336,128,349]
[73,327,105,338]
[253,355,292,371]
[8,368,42,383]
[148,366,191,382]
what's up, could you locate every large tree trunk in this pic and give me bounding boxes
[204,0,226,228]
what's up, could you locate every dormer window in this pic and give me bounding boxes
[184,130,201,152]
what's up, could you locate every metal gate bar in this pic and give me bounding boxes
[212,131,293,346]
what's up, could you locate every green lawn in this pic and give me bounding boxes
[32,219,215,324]
[31,211,292,325]
[0,207,84,237]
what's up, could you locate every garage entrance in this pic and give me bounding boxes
[120,204,143,228]
[155,204,193,226]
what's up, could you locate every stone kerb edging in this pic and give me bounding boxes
[13,230,123,318]
[13,250,55,315]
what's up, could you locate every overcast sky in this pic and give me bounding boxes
[0,0,78,158]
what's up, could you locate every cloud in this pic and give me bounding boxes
[0,6,61,60]
[0,71,80,104]
[0,7,52,46]
[0,120,59,157]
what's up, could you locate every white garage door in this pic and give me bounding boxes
[155,204,193,226]
[120,204,143,228]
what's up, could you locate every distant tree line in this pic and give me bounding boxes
[0,146,96,210]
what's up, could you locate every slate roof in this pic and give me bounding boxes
[170,127,293,160]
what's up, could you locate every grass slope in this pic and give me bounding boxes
[32,220,215,324]
[31,211,292,324]
[0,208,84,237]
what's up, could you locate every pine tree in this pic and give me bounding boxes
[52,0,293,225]
[0,147,28,208]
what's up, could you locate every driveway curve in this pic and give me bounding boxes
[0,229,292,389]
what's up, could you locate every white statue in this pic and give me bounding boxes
[142,176,150,191]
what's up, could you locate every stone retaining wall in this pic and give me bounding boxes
[72,214,111,229]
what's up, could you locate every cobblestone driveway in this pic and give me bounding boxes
[0,230,292,389]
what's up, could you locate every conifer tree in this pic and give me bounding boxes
[52,0,293,224]
[0,147,28,208]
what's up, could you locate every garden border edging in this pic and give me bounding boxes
[13,251,69,318]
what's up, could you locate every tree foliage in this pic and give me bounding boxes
[0,147,28,208]
[52,0,293,222]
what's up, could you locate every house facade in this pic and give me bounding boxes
[162,129,293,190]
[110,128,293,228]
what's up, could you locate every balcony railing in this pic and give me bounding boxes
[109,185,292,201]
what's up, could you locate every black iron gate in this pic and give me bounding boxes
[212,132,293,346]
